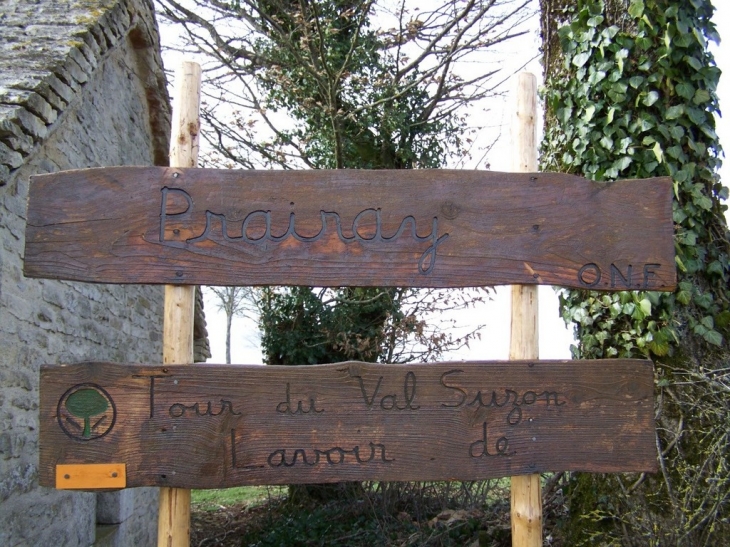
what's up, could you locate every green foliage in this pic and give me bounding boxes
[159,0,523,172]
[260,287,401,365]
[190,481,507,546]
[543,0,728,360]
[254,1,453,169]
[541,0,730,543]
[66,388,108,438]
[191,486,285,511]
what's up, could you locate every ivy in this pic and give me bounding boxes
[541,0,730,543]
[542,0,729,360]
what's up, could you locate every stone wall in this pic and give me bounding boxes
[1,1,171,545]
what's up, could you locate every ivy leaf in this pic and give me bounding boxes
[676,289,692,305]
[666,145,682,159]
[686,107,707,124]
[674,169,689,183]
[665,105,684,119]
[584,104,596,121]
[706,260,723,276]
[685,55,702,71]
[694,194,713,211]
[628,0,645,18]
[639,298,652,316]
[629,75,644,88]
[558,107,573,123]
[644,161,658,173]
[675,82,695,99]
[693,89,711,104]
[614,156,632,172]
[699,124,717,139]
[573,51,591,68]
[679,230,697,245]
[670,125,685,139]
[587,16,604,27]
[652,142,664,162]
[675,255,687,273]
[642,90,659,106]
[702,329,723,347]
[606,106,616,123]
[716,311,730,328]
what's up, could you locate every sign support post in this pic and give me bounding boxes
[509,72,542,546]
[157,60,201,547]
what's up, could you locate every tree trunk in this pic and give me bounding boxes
[225,306,233,364]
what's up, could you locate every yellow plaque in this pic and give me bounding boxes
[55,463,126,490]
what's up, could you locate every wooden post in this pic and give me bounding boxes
[157,61,201,547]
[509,72,542,546]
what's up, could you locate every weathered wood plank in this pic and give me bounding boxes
[24,168,676,290]
[39,360,656,489]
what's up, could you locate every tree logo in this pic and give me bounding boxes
[57,383,116,441]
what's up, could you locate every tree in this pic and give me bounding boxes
[158,0,528,501]
[207,286,256,363]
[66,388,109,439]
[157,0,529,366]
[260,286,487,366]
[540,0,729,544]
[157,0,533,171]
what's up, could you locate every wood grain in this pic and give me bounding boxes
[24,167,676,290]
[510,72,542,547]
[39,360,657,490]
[159,60,201,547]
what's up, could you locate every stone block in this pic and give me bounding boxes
[5,105,47,142]
[0,88,57,125]
[0,141,23,169]
[97,490,135,524]
[0,488,96,547]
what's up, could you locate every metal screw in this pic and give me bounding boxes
[532,437,537,442]
[111,472,118,478]
[172,172,180,178]
[64,474,70,479]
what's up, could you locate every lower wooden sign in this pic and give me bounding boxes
[39,360,656,489]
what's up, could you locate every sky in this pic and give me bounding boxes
[160,2,730,365]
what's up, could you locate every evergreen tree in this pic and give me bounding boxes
[158,0,527,501]
[158,0,529,369]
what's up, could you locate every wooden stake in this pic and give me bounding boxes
[509,72,542,547]
[157,61,201,547]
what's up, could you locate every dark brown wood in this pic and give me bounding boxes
[24,167,676,290]
[40,360,656,489]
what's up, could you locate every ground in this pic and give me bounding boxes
[187,483,555,546]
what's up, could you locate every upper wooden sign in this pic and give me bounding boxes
[39,360,655,489]
[24,167,675,290]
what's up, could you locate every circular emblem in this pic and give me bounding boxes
[57,383,116,441]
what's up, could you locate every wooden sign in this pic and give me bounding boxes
[24,167,676,290]
[39,360,656,489]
